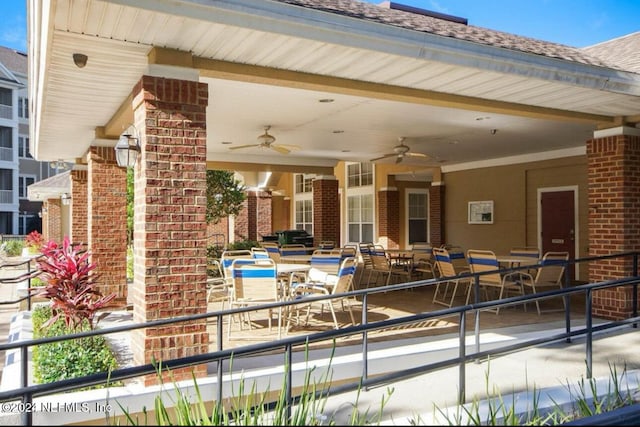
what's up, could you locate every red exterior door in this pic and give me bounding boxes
[540,190,575,280]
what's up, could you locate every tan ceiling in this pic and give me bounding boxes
[29,0,640,174]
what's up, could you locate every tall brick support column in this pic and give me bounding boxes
[587,128,640,320]
[234,198,249,241]
[42,199,61,242]
[130,76,209,385]
[87,146,128,307]
[378,187,399,249]
[256,191,272,241]
[429,182,445,247]
[70,169,88,244]
[312,176,340,246]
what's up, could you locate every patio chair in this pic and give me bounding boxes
[367,245,411,287]
[280,244,308,258]
[250,246,270,259]
[220,249,253,283]
[442,244,468,272]
[432,247,472,307]
[517,251,569,315]
[260,242,282,263]
[319,240,335,250]
[412,242,435,279]
[288,257,357,329]
[205,258,230,309]
[227,258,283,339]
[357,242,375,287]
[467,249,524,314]
[509,246,541,274]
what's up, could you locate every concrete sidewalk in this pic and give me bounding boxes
[319,321,640,425]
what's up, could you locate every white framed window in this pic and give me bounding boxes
[345,162,375,243]
[295,199,313,234]
[295,173,314,194]
[19,175,35,199]
[347,162,373,188]
[406,189,429,245]
[18,135,32,158]
[18,96,29,119]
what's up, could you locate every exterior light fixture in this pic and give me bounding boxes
[50,159,70,171]
[61,193,71,205]
[72,53,88,68]
[115,125,141,168]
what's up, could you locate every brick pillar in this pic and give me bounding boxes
[587,128,640,320]
[246,192,258,241]
[378,187,399,248]
[256,190,272,241]
[312,176,340,246]
[70,169,88,244]
[234,198,249,241]
[42,199,62,243]
[87,146,128,307]
[429,182,445,247]
[130,76,209,385]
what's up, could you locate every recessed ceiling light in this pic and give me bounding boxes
[341,149,350,153]
[448,140,459,145]
[475,116,490,121]
[319,98,334,103]
[221,141,232,145]
[332,130,344,134]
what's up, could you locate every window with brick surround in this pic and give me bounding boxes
[346,162,374,243]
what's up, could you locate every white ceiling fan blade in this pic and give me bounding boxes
[370,153,395,162]
[229,144,260,150]
[271,145,290,154]
[407,152,429,158]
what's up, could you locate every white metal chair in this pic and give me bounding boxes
[518,251,569,315]
[432,247,472,307]
[467,249,524,314]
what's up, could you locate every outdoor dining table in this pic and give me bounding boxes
[495,255,539,269]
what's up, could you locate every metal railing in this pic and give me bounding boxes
[0,252,639,425]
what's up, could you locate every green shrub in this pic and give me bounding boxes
[31,305,119,388]
[2,240,24,256]
[227,240,260,251]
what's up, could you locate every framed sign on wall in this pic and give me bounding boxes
[468,200,494,224]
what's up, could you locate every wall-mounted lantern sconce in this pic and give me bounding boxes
[50,159,71,172]
[61,193,72,206]
[115,125,141,168]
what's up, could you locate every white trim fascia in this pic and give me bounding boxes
[145,64,199,82]
[379,187,398,192]
[123,0,640,96]
[593,126,640,138]
[431,181,444,186]
[441,146,586,173]
[207,152,338,167]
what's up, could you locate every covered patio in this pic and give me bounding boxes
[27,0,640,384]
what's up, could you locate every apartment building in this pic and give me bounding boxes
[0,45,58,235]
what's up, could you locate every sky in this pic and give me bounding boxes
[1,0,639,53]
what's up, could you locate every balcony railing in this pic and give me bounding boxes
[0,252,639,425]
[0,147,12,162]
[0,190,12,204]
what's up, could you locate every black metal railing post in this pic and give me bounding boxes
[21,345,31,426]
[361,293,369,391]
[564,259,571,343]
[217,312,223,413]
[633,253,638,329]
[285,343,293,422]
[474,275,481,360]
[585,288,593,379]
[27,261,32,311]
[458,311,466,405]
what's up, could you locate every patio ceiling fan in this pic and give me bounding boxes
[370,137,430,164]
[229,125,300,155]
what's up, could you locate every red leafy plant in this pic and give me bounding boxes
[33,237,117,330]
[24,230,45,253]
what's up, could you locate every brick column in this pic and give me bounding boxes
[429,182,445,247]
[87,146,128,307]
[70,169,88,244]
[377,187,399,249]
[587,128,640,320]
[234,198,249,241]
[246,192,258,241]
[130,76,209,385]
[42,199,62,243]
[256,190,272,241]
[312,176,340,246]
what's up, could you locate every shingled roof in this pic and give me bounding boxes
[0,46,27,75]
[581,32,640,74]
[274,0,629,71]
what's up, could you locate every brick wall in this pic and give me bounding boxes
[312,177,340,246]
[587,132,640,320]
[70,169,88,244]
[87,146,128,307]
[234,198,249,241]
[429,183,445,247]
[378,187,399,248]
[130,76,209,385]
